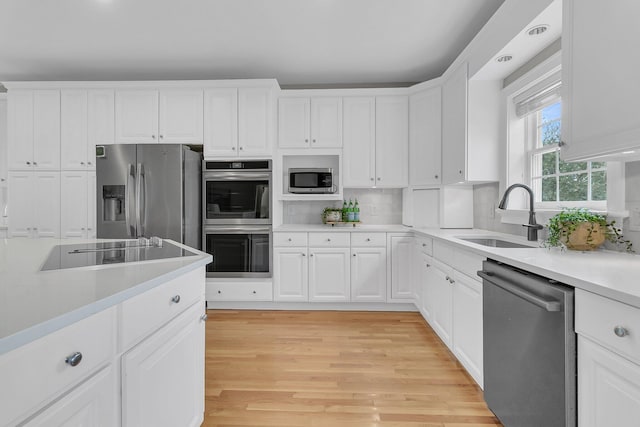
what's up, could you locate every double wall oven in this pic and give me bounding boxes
[202,160,272,278]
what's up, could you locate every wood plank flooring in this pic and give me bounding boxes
[203,310,501,427]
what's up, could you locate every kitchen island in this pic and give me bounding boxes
[0,238,211,427]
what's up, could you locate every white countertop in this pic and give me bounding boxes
[0,238,211,355]
[274,224,411,233]
[413,228,640,309]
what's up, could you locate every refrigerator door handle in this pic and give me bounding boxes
[136,163,145,237]
[125,164,136,237]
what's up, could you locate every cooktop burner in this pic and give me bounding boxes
[41,238,198,271]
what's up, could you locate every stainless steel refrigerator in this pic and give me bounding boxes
[96,144,201,249]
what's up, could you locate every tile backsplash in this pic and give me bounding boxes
[283,188,403,225]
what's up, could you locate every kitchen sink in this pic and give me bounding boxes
[457,237,535,249]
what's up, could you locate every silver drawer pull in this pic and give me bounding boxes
[366,238,371,242]
[200,314,208,322]
[65,352,83,367]
[614,326,629,337]
[327,238,331,242]
[171,295,181,303]
[422,243,426,247]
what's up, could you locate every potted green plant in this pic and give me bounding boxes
[545,208,633,252]
[321,207,342,224]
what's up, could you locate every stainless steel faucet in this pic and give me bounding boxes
[498,183,544,241]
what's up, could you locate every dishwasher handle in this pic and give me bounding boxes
[478,270,562,312]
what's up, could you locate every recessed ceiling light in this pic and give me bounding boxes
[496,55,513,63]
[527,25,549,36]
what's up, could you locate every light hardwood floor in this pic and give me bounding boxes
[204,310,501,427]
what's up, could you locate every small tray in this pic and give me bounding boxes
[324,221,361,227]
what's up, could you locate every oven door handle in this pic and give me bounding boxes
[477,270,562,312]
[203,171,271,181]
[204,226,272,233]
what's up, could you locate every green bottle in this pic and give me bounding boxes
[347,199,355,222]
[342,200,348,222]
[354,199,360,222]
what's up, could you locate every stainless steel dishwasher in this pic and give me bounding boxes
[478,259,576,427]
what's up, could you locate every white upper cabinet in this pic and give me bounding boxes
[561,0,640,161]
[204,87,273,157]
[61,90,95,170]
[88,90,115,146]
[410,86,442,186]
[375,96,408,187]
[278,96,342,148]
[204,88,238,157]
[442,62,500,184]
[343,97,376,187]
[115,89,203,144]
[343,95,408,188]
[8,90,60,171]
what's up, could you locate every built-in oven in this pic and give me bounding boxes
[203,160,271,225]
[202,160,272,278]
[203,226,271,278]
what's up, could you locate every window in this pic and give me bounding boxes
[527,102,607,207]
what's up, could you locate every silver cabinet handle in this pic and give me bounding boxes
[81,227,85,231]
[288,238,292,241]
[614,326,629,337]
[26,161,31,165]
[377,177,381,181]
[217,290,221,294]
[312,139,316,143]
[88,161,92,165]
[232,146,236,150]
[239,147,244,151]
[33,162,37,166]
[302,253,306,256]
[171,295,181,303]
[327,238,331,242]
[370,178,374,181]
[80,162,85,165]
[159,135,164,139]
[65,352,83,367]
[449,278,455,284]
[305,139,309,143]
[252,290,257,294]
[445,275,450,281]
[426,263,431,267]
[422,243,426,247]
[310,254,314,257]
[435,174,439,179]
[353,253,356,257]
[151,135,156,139]
[33,227,38,230]
[366,238,371,242]
[200,314,208,322]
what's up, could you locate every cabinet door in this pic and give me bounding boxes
[428,260,453,348]
[61,90,88,170]
[61,171,88,238]
[22,365,118,427]
[310,97,342,148]
[204,88,238,157]
[88,90,115,146]
[115,90,159,143]
[7,171,34,237]
[122,303,205,427]
[562,1,640,161]
[278,97,310,148]
[7,90,34,170]
[33,171,61,238]
[452,272,483,387]
[389,235,413,301]
[343,97,375,187]
[410,87,442,186]
[308,248,350,302]
[33,90,61,170]
[420,254,434,322]
[87,171,97,238]
[238,87,273,156]
[159,90,204,144]
[375,96,408,187]
[442,62,468,184]
[578,336,640,427]
[273,247,309,302]
[351,247,387,302]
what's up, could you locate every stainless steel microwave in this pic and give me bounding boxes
[288,168,336,194]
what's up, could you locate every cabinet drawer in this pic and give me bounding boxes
[273,232,308,247]
[351,232,386,247]
[433,240,455,264]
[576,289,640,365]
[207,281,273,301]
[452,249,484,282]
[120,267,205,351]
[0,307,117,427]
[415,235,433,255]
[308,232,350,247]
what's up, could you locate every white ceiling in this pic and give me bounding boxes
[0,0,504,86]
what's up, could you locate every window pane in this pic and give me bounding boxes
[592,171,607,201]
[559,173,588,201]
[541,121,561,146]
[542,151,557,175]
[541,103,561,123]
[542,177,557,201]
[559,159,587,173]
[591,161,606,170]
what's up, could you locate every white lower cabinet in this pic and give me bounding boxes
[308,248,350,302]
[451,272,483,386]
[426,258,454,348]
[388,234,414,301]
[351,246,387,302]
[273,247,309,302]
[61,171,96,239]
[8,171,60,238]
[122,302,205,427]
[23,364,118,427]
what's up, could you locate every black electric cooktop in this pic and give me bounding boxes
[41,238,198,271]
